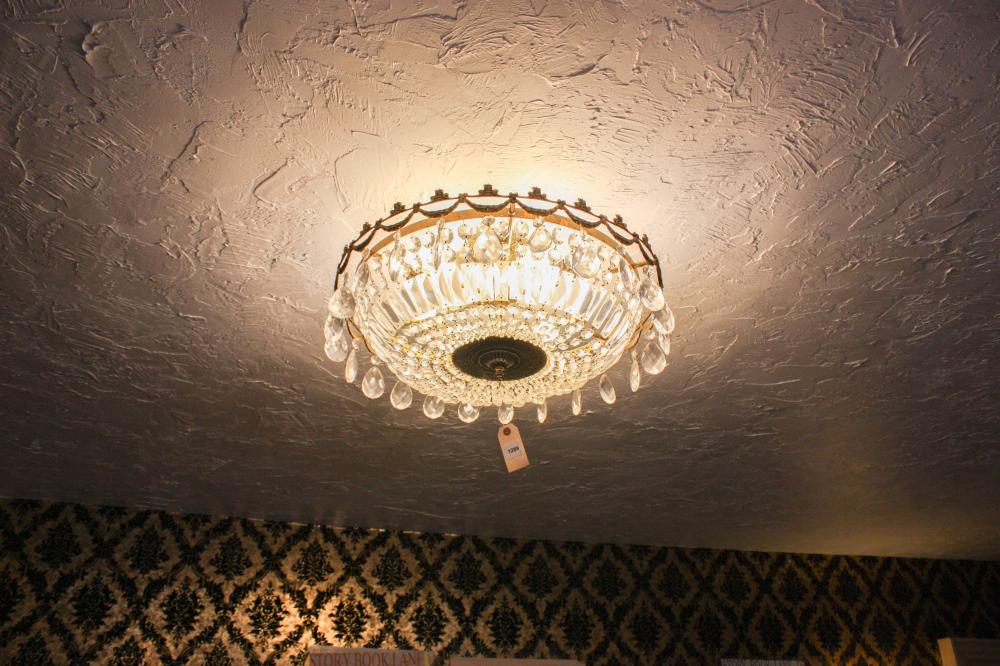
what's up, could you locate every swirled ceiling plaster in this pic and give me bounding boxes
[1,0,998,560]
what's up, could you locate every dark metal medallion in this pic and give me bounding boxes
[452,337,547,381]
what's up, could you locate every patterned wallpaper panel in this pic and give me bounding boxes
[0,499,997,665]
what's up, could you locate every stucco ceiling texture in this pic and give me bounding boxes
[2,0,999,560]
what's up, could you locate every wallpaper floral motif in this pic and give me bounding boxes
[0,499,997,665]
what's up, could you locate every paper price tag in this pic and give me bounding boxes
[498,425,529,473]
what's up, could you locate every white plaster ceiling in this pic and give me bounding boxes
[1,0,999,559]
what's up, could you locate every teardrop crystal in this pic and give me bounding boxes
[599,374,616,404]
[361,366,385,399]
[653,305,675,335]
[640,340,667,375]
[639,278,665,311]
[629,350,641,392]
[388,232,405,281]
[473,229,502,263]
[349,262,370,293]
[390,381,412,409]
[549,242,568,266]
[329,288,356,319]
[493,217,511,240]
[572,245,601,278]
[528,225,552,253]
[498,404,514,424]
[344,349,358,383]
[619,255,637,292]
[325,316,347,344]
[434,244,455,269]
[656,333,671,356]
[571,388,582,415]
[423,395,445,419]
[324,335,349,362]
[435,220,453,245]
[404,251,422,274]
[536,400,547,424]
[458,402,480,423]
[388,256,403,282]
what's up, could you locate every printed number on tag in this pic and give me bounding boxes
[497,425,529,473]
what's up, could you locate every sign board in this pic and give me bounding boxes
[308,647,430,666]
[450,657,584,666]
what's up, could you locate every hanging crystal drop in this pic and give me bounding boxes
[349,261,370,293]
[656,332,671,356]
[599,374,616,404]
[457,402,480,423]
[549,242,568,267]
[404,249,422,274]
[629,350,641,392]
[433,221,453,269]
[513,219,529,240]
[325,315,347,343]
[484,231,502,262]
[618,254,636,292]
[468,229,484,260]
[571,388,582,415]
[536,400,547,424]
[653,305,675,335]
[528,224,552,253]
[640,340,667,375]
[435,220,453,245]
[388,231,405,282]
[361,366,385,399]
[324,335,349,362]
[329,288,356,319]
[572,245,601,278]
[498,404,514,424]
[366,255,382,287]
[423,395,445,419]
[435,244,455,269]
[639,277,666,311]
[344,348,359,383]
[473,229,502,263]
[390,381,412,409]
[493,216,511,240]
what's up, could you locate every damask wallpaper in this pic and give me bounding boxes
[0,499,997,665]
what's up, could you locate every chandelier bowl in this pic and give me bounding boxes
[324,186,674,423]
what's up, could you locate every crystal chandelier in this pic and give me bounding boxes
[324,185,674,424]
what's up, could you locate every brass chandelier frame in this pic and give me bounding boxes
[333,184,663,290]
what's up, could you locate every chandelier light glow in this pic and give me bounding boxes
[324,185,675,424]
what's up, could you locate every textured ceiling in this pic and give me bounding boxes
[2,0,999,560]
